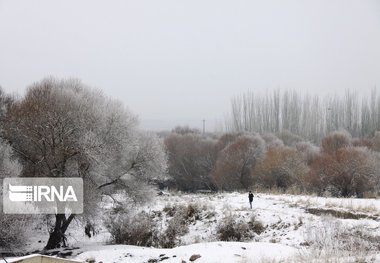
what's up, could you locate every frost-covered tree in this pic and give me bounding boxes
[261,133,284,150]
[0,86,14,122]
[369,131,380,152]
[307,147,376,197]
[321,130,351,155]
[0,138,33,251]
[98,131,168,203]
[165,133,217,191]
[3,78,166,249]
[0,138,22,178]
[213,134,265,190]
[276,130,303,147]
[253,146,308,191]
[226,89,380,142]
[296,141,320,165]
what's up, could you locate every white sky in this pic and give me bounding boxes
[1,0,380,131]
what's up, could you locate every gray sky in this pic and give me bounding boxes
[1,0,380,131]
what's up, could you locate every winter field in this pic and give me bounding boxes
[3,192,380,263]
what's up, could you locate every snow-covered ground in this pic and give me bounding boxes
[75,242,299,263]
[3,192,380,262]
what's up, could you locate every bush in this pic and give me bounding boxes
[163,203,203,224]
[182,203,203,222]
[217,214,259,242]
[158,215,188,248]
[307,147,376,197]
[164,133,217,192]
[248,215,265,234]
[163,204,177,217]
[106,203,207,248]
[217,214,265,241]
[159,203,204,248]
[105,210,157,247]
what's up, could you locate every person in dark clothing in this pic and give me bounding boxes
[248,191,254,209]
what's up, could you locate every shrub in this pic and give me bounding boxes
[307,147,376,197]
[253,146,308,191]
[213,135,265,191]
[163,204,177,217]
[105,210,157,247]
[163,203,203,223]
[217,214,257,241]
[160,202,212,248]
[159,203,204,248]
[182,203,203,222]
[158,215,188,248]
[321,130,351,155]
[248,215,265,234]
[164,133,217,192]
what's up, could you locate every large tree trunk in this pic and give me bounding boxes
[44,214,75,250]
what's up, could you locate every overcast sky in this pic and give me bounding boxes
[1,0,380,131]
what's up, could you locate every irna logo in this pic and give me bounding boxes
[3,178,83,214]
[8,184,78,202]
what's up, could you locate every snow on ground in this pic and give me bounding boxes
[75,242,299,263]
[2,192,380,262]
[71,192,380,262]
[267,194,380,213]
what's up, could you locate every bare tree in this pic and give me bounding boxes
[226,88,380,142]
[261,133,284,150]
[165,133,217,191]
[212,134,265,190]
[308,147,376,197]
[253,146,308,191]
[295,141,320,165]
[321,130,352,155]
[0,138,22,178]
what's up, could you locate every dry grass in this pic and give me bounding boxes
[302,217,378,262]
[275,195,380,217]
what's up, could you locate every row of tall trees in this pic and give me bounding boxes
[165,128,380,197]
[0,78,167,250]
[225,89,380,142]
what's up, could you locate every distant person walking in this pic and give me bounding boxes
[248,191,254,209]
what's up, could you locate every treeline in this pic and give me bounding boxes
[164,128,380,198]
[225,90,380,142]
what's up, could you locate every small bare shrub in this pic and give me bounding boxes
[217,214,252,241]
[159,204,199,248]
[163,204,177,217]
[158,215,188,248]
[184,203,199,220]
[248,215,265,234]
[163,203,203,223]
[105,210,157,247]
[170,210,189,236]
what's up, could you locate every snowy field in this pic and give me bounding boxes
[3,192,380,263]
